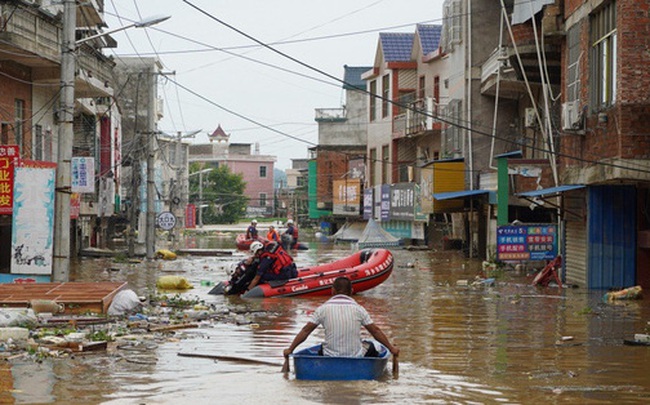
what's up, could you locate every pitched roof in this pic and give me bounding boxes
[379,32,414,62]
[343,65,372,90]
[416,24,442,55]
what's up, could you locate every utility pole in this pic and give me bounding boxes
[146,66,157,260]
[198,169,204,228]
[52,0,76,282]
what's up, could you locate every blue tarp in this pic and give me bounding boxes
[516,185,585,198]
[432,189,491,200]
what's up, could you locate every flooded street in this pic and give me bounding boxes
[5,234,650,404]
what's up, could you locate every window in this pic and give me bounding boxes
[590,2,617,108]
[567,25,581,102]
[433,76,440,113]
[369,80,377,121]
[442,0,462,53]
[382,74,390,118]
[34,125,43,160]
[418,76,425,100]
[259,193,267,207]
[444,99,462,156]
[259,165,267,178]
[381,144,390,184]
[369,148,377,186]
[14,99,24,151]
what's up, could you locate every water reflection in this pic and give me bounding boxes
[6,236,650,404]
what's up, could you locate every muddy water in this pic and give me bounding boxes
[6,235,650,404]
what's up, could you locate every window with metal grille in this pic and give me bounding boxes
[382,74,390,118]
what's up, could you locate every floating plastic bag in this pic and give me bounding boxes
[0,308,37,327]
[156,275,193,290]
[108,289,142,316]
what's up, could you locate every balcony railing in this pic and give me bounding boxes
[481,47,509,83]
[0,5,60,65]
[315,108,346,122]
[393,98,446,138]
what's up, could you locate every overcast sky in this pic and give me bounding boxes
[105,1,444,169]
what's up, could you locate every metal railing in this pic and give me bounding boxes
[315,108,346,121]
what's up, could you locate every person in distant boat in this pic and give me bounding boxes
[245,219,259,240]
[282,219,299,249]
[283,277,399,358]
[266,224,280,242]
[246,241,297,291]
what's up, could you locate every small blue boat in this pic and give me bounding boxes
[292,342,390,380]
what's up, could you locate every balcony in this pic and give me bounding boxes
[0,5,60,67]
[480,46,526,99]
[393,98,444,139]
[77,0,106,28]
[315,108,346,122]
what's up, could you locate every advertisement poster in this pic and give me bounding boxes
[363,188,373,220]
[11,164,56,275]
[380,184,390,221]
[497,224,558,261]
[389,183,415,220]
[0,145,20,215]
[333,178,361,216]
[71,156,95,193]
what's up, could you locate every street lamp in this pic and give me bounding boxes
[52,0,169,282]
[189,168,214,228]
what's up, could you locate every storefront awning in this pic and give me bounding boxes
[433,189,491,200]
[516,185,585,198]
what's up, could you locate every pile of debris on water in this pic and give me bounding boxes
[0,284,271,363]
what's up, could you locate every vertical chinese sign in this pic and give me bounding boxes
[0,145,20,215]
[185,204,196,229]
[71,157,95,193]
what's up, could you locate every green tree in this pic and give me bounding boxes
[189,163,248,224]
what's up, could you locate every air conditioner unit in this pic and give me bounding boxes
[524,107,537,128]
[562,100,582,130]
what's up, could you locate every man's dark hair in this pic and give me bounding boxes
[332,277,352,295]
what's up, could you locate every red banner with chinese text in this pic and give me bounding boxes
[0,145,20,215]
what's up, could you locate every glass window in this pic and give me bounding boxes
[369,148,377,186]
[259,165,267,178]
[259,193,267,207]
[369,80,377,121]
[34,124,43,160]
[382,74,390,118]
[382,144,390,184]
[590,2,617,109]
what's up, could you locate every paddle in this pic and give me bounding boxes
[281,353,290,374]
[392,354,399,379]
[177,352,283,367]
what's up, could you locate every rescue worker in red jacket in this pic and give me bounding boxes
[246,241,298,291]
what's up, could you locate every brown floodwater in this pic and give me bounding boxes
[5,234,650,404]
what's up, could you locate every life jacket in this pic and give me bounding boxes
[261,242,293,274]
[286,225,298,242]
[267,229,279,241]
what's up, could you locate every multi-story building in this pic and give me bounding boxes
[189,125,276,218]
[311,65,369,229]
[0,0,118,279]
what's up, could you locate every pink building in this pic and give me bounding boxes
[189,125,276,217]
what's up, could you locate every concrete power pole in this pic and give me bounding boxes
[52,0,76,282]
[146,66,156,260]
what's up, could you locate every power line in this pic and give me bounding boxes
[180,0,650,177]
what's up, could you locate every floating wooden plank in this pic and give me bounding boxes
[175,249,233,256]
[0,282,127,314]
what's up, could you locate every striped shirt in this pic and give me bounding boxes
[310,294,373,357]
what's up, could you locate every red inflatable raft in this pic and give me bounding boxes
[235,234,268,251]
[235,233,308,251]
[210,249,394,298]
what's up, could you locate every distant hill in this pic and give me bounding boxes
[274,168,287,189]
